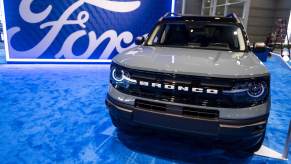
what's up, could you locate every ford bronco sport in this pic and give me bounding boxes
[106,13,270,152]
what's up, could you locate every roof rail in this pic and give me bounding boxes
[225,13,241,24]
[159,12,181,21]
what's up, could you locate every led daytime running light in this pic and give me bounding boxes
[112,68,137,84]
[112,69,124,82]
[247,82,266,98]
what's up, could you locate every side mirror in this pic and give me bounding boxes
[253,42,267,52]
[135,36,145,45]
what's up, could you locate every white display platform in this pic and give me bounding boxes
[255,145,287,160]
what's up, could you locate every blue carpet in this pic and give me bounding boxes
[0,57,290,163]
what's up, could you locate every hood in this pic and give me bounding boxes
[112,46,269,78]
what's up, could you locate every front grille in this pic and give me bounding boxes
[183,107,219,119]
[135,99,219,119]
[135,99,167,112]
[112,63,269,108]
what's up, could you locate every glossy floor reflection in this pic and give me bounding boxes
[0,56,290,163]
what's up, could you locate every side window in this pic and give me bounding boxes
[147,25,162,45]
[152,25,165,44]
[233,29,240,49]
[160,25,170,44]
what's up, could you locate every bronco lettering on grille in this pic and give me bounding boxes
[137,81,218,94]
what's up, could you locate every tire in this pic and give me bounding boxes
[245,132,265,153]
[110,114,152,134]
[111,116,135,132]
[222,130,266,153]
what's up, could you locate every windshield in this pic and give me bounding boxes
[146,22,247,52]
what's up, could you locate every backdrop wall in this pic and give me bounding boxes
[1,0,172,63]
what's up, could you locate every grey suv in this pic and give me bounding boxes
[106,14,270,152]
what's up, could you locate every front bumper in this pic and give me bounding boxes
[106,94,269,140]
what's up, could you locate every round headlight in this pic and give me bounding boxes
[112,68,124,82]
[247,82,266,98]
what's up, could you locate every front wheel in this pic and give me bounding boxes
[222,130,266,153]
[110,114,153,134]
[245,131,265,153]
[110,116,136,132]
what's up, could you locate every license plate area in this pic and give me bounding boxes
[135,99,219,120]
[133,108,219,135]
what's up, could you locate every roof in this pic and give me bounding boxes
[159,13,242,24]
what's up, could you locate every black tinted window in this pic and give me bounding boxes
[147,22,246,51]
